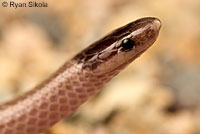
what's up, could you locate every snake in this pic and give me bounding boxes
[0,17,161,134]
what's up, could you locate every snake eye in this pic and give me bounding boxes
[122,39,135,51]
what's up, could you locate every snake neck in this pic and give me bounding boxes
[0,60,119,133]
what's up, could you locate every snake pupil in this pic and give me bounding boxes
[122,39,135,51]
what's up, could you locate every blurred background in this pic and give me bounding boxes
[0,0,200,134]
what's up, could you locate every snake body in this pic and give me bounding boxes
[0,17,161,134]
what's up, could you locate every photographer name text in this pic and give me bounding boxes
[2,1,48,9]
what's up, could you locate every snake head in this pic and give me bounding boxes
[74,17,161,75]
